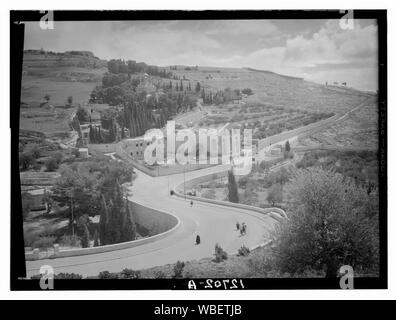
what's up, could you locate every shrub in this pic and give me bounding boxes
[242,88,253,95]
[237,245,250,257]
[120,268,141,279]
[41,225,57,237]
[53,152,64,164]
[24,232,40,247]
[201,189,216,199]
[32,236,56,251]
[172,261,185,278]
[247,248,279,277]
[213,243,228,263]
[154,270,166,279]
[59,234,81,247]
[27,144,41,159]
[98,271,119,279]
[55,273,83,279]
[45,157,59,171]
[19,152,35,170]
[267,183,283,206]
[71,148,80,158]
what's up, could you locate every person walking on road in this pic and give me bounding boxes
[196,235,201,245]
[241,223,247,235]
[236,222,240,231]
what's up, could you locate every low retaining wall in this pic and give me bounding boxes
[25,199,180,261]
[172,170,286,219]
[115,141,213,177]
[88,143,117,154]
[293,144,378,153]
[257,115,338,151]
[129,200,179,235]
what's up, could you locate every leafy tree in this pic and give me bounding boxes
[26,144,41,159]
[273,167,379,277]
[76,106,90,123]
[276,167,290,186]
[51,159,135,244]
[120,268,141,279]
[227,170,239,203]
[267,183,283,206]
[21,192,33,218]
[19,152,35,170]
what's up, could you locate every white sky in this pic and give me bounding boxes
[24,19,378,91]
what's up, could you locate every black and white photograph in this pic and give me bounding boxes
[8,8,388,296]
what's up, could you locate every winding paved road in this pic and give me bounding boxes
[25,165,278,277]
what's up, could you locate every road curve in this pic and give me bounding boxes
[25,164,278,277]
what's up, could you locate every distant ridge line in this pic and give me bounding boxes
[244,67,304,81]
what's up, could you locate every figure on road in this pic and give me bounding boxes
[196,234,200,245]
[236,222,240,230]
[242,222,247,235]
[190,200,194,207]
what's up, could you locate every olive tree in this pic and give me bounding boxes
[273,167,379,278]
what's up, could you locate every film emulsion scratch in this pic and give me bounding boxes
[10,10,387,290]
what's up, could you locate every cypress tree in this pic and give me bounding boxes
[89,124,93,143]
[227,169,239,203]
[81,224,90,248]
[121,126,125,139]
[285,140,291,152]
[99,195,108,245]
[122,201,136,242]
[94,229,99,247]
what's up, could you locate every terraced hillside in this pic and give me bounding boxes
[299,100,378,149]
[20,50,107,136]
[169,66,370,114]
